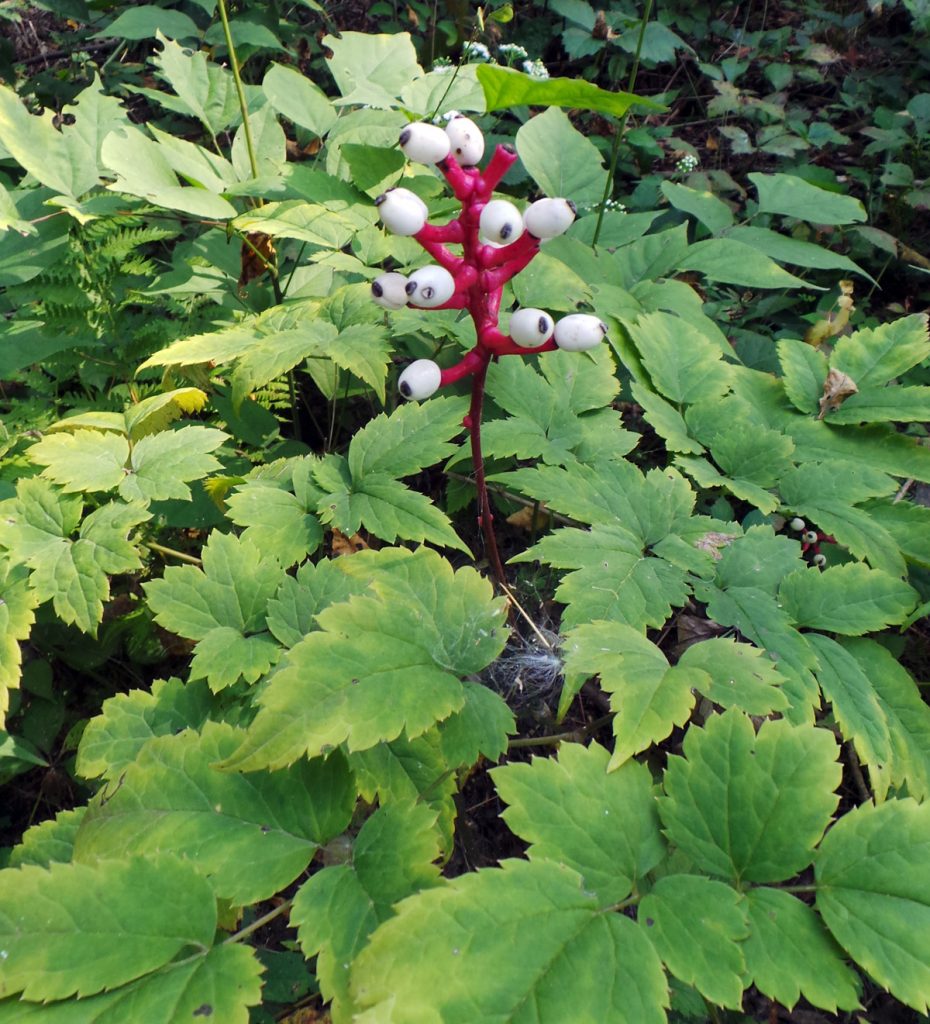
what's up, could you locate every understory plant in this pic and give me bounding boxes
[1,10,930,1024]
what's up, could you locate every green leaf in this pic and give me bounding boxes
[629,310,732,405]
[826,383,930,424]
[661,181,734,233]
[0,856,216,1000]
[678,237,810,289]
[476,63,664,117]
[217,548,507,771]
[263,63,337,136]
[778,563,917,634]
[226,481,323,567]
[516,107,607,205]
[806,634,892,770]
[93,6,199,40]
[816,799,930,1012]
[152,32,239,135]
[563,622,705,768]
[10,807,86,869]
[76,677,214,782]
[231,201,357,247]
[724,225,871,280]
[778,337,829,414]
[0,562,37,718]
[864,497,930,568]
[750,172,867,225]
[351,859,669,1023]
[677,638,789,715]
[123,426,228,503]
[143,532,282,691]
[659,709,841,882]
[743,887,861,1013]
[830,313,930,389]
[265,558,364,649]
[293,802,441,1018]
[842,638,930,801]
[324,31,421,107]
[74,724,354,905]
[629,382,704,455]
[29,430,129,494]
[639,874,748,1008]
[0,84,83,198]
[437,681,514,767]
[715,525,803,592]
[0,944,262,1024]
[492,743,665,904]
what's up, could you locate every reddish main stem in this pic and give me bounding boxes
[465,354,507,583]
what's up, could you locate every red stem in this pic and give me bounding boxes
[466,354,507,583]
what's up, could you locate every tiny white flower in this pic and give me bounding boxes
[522,59,549,79]
[463,41,491,62]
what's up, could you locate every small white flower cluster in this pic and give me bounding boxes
[462,41,492,62]
[431,57,454,74]
[522,59,549,79]
[675,154,699,174]
[498,43,528,61]
[577,198,626,215]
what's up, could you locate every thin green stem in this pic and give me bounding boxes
[143,541,203,566]
[223,899,293,945]
[508,714,614,749]
[217,0,260,182]
[591,0,655,248]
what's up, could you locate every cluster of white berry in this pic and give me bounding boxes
[370,117,608,400]
[675,154,699,174]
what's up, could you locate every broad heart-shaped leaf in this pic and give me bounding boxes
[676,638,790,715]
[217,548,508,771]
[628,310,733,405]
[658,709,841,883]
[74,723,354,906]
[0,856,216,1000]
[743,887,861,1013]
[143,532,283,691]
[263,62,337,136]
[0,561,37,718]
[516,107,608,205]
[815,799,930,1012]
[477,63,663,116]
[778,563,917,635]
[351,859,669,1024]
[324,31,421,106]
[806,634,892,771]
[563,622,707,768]
[10,807,86,870]
[842,637,930,801]
[293,802,441,1020]
[491,743,665,905]
[830,312,930,389]
[76,677,214,782]
[750,171,866,225]
[515,523,690,633]
[0,943,262,1024]
[639,875,748,1009]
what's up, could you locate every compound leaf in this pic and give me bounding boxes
[830,313,930,389]
[677,638,789,716]
[0,562,37,718]
[120,425,228,503]
[815,798,930,1012]
[9,807,86,870]
[492,742,665,905]
[29,430,129,494]
[659,709,840,882]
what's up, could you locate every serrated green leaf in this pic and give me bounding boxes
[232,200,357,248]
[816,798,930,1012]
[743,887,861,1013]
[144,532,283,690]
[778,563,916,634]
[265,559,364,649]
[750,172,866,225]
[678,237,810,288]
[29,430,129,493]
[437,681,514,766]
[630,381,704,454]
[830,313,930,389]
[778,337,828,414]
[351,859,669,1024]
[74,724,353,905]
[492,743,664,904]
[676,453,780,514]
[0,562,37,717]
[863,498,930,568]
[806,634,892,770]
[226,481,323,567]
[152,33,239,134]
[678,638,789,715]
[842,638,930,801]
[122,388,209,441]
[825,384,930,424]
[228,321,339,408]
[120,425,227,503]
[188,627,280,691]
[715,525,803,592]
[0,84,84,197]
[639,874,748,1008]
[293,802,441,1019]
[0,943,263,1024]
[76,677,214,782]
[563,622,705,768]
[218,549,507,770]
[10,807,86,869]
[0,856,216,1000]
[629,310,732,405]
[711,422,794,488]
[659,710,840,882]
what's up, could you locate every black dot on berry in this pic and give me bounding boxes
[372,282,383,297]
[538,317,548,333]
[399,128,411,146]
[400,381,412,397]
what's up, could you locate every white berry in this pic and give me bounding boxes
[789,517,806,531]
[509,308,554,348]
[371,272,409,310]
[479,199,525,245]
[398,359,442,401]
[405,265,456,308]
[802,530,819,544]
[553,314,608,352]
[445,115,485,166]
[812,552,827,567]
[375,187,428,236]
[524,197,576,239]
[399,122,452,165]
